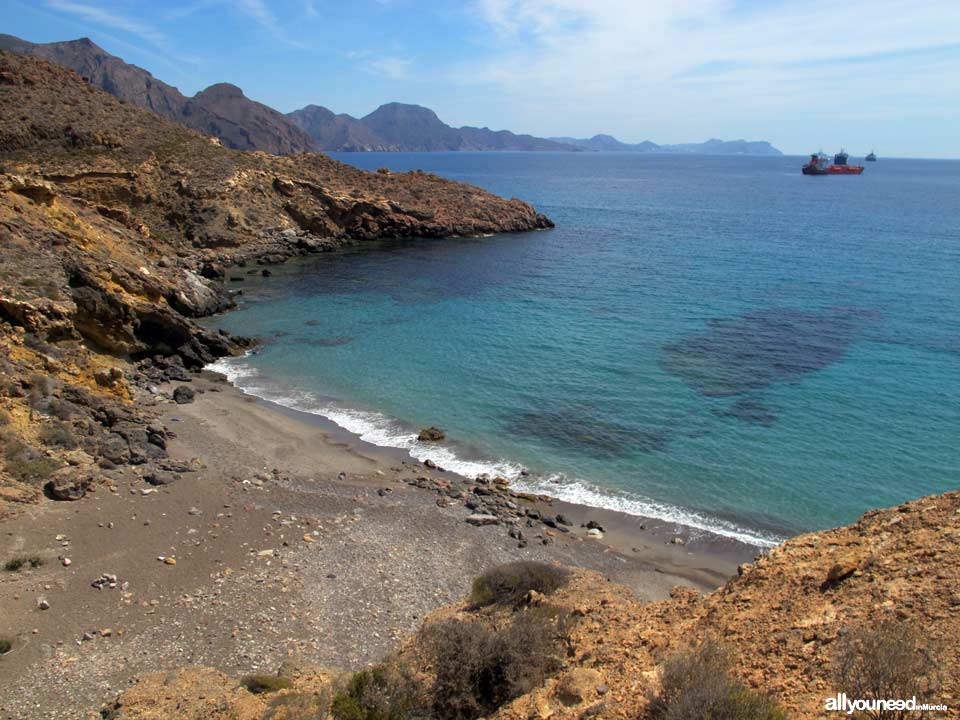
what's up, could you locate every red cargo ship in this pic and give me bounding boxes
[802,149,864,175]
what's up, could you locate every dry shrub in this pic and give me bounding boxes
[39,421,77,448]
[832,621,941,720]
[241,674,293,694]
[266,689,332,720]
[330,665,419,720]
[649,638,787,720]
[471,561,570,607]
[1,432,61,484]
[423,610,566,720]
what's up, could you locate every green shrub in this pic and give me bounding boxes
[471,561,570,607]
[4,555,44,572]
[0,637,11,655]
[832,621,941,720]
[331,666,418,720]
[240,674,293,694]
[423,610,565,720]
[648,639,787,720]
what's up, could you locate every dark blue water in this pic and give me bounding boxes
[208,153,960,547]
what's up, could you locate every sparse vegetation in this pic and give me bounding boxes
[423,610,566,720]
[470,561,570,607]
[1,433,61,484]
[266,690,331,720]
[648,638,788,720]
[4,554,44,571]
[240,674,293,694]
[39,421,77,448]
[330,666,417,720]
[0,637,12,656]
[832,621,941,720]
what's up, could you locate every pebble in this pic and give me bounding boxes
[38,598,50,610]
[62,557,72,567]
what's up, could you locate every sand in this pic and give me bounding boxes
[0,373,756,719]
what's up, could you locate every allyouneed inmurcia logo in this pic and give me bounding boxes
[825,693,949,715]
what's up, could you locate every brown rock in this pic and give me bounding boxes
[554,668,603,706]
[418,426,445,442]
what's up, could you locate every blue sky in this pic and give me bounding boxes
[2,0,959,157]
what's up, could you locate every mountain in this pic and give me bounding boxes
[551,133,782,155]
[0,34,316,155]
[0,34,782,157]
[291,101,578,152]
[551,134,661,152]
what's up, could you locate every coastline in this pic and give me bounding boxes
[204,368,760,574]
[0,371,750,719]
[208,352,779,551]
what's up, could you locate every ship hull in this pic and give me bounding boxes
[827,165,864,175]
[802,166,828,175]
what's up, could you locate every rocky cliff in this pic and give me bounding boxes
[0,35,317,155]
[0,50,551,512]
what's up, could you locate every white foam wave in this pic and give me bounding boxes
[511,475,780,548]
[206,355,780,549]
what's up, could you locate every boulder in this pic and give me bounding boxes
[173,386,195,404]
[45,469,92,501]
[418,426,445,442]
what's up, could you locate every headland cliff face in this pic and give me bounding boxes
[0,50,551,511]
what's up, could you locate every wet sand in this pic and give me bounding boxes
[0,373,756,719]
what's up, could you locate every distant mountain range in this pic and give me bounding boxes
[551,134,782,156]
[0,34,782,157]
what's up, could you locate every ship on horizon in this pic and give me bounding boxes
[802,149,864,175]
[866,150,877,161]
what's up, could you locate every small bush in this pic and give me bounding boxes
[331,665,418,720]
[39,422,77,449]
[471,561,570,607]
[649,639,787,720]
[832,621,941,720]
[0,409,11,425]
[2,436,61,484]
[423,610,565,720]
[241,674,293,694]
[4,555,44,572]
[0,637,11,655]
[266,690,331,720]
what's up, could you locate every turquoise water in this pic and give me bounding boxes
[207,153,960,547]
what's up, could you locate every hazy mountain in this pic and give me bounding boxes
[291,101,578,152]
[552,133,782,155]
[0,34,316,155]
[0,34,782,157]
[551,134,661,152]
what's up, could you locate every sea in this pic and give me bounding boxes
[205,152,960,548]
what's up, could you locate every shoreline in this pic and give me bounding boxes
[206,369,760,575]
[208,351,778,552]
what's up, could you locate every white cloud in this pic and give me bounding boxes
[462,0,960,147]
[46,0,169,48]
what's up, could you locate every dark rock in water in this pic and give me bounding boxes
[45,471,92,501]
[712,397,777,426]
[418,426,445,442]
[662,307,864,399]
[261,269,271,277]
[172,386,195,404]
[506,406,669,456]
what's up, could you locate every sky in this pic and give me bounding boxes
[2,0,959,157]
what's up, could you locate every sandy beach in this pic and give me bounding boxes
[0,372,756,719]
